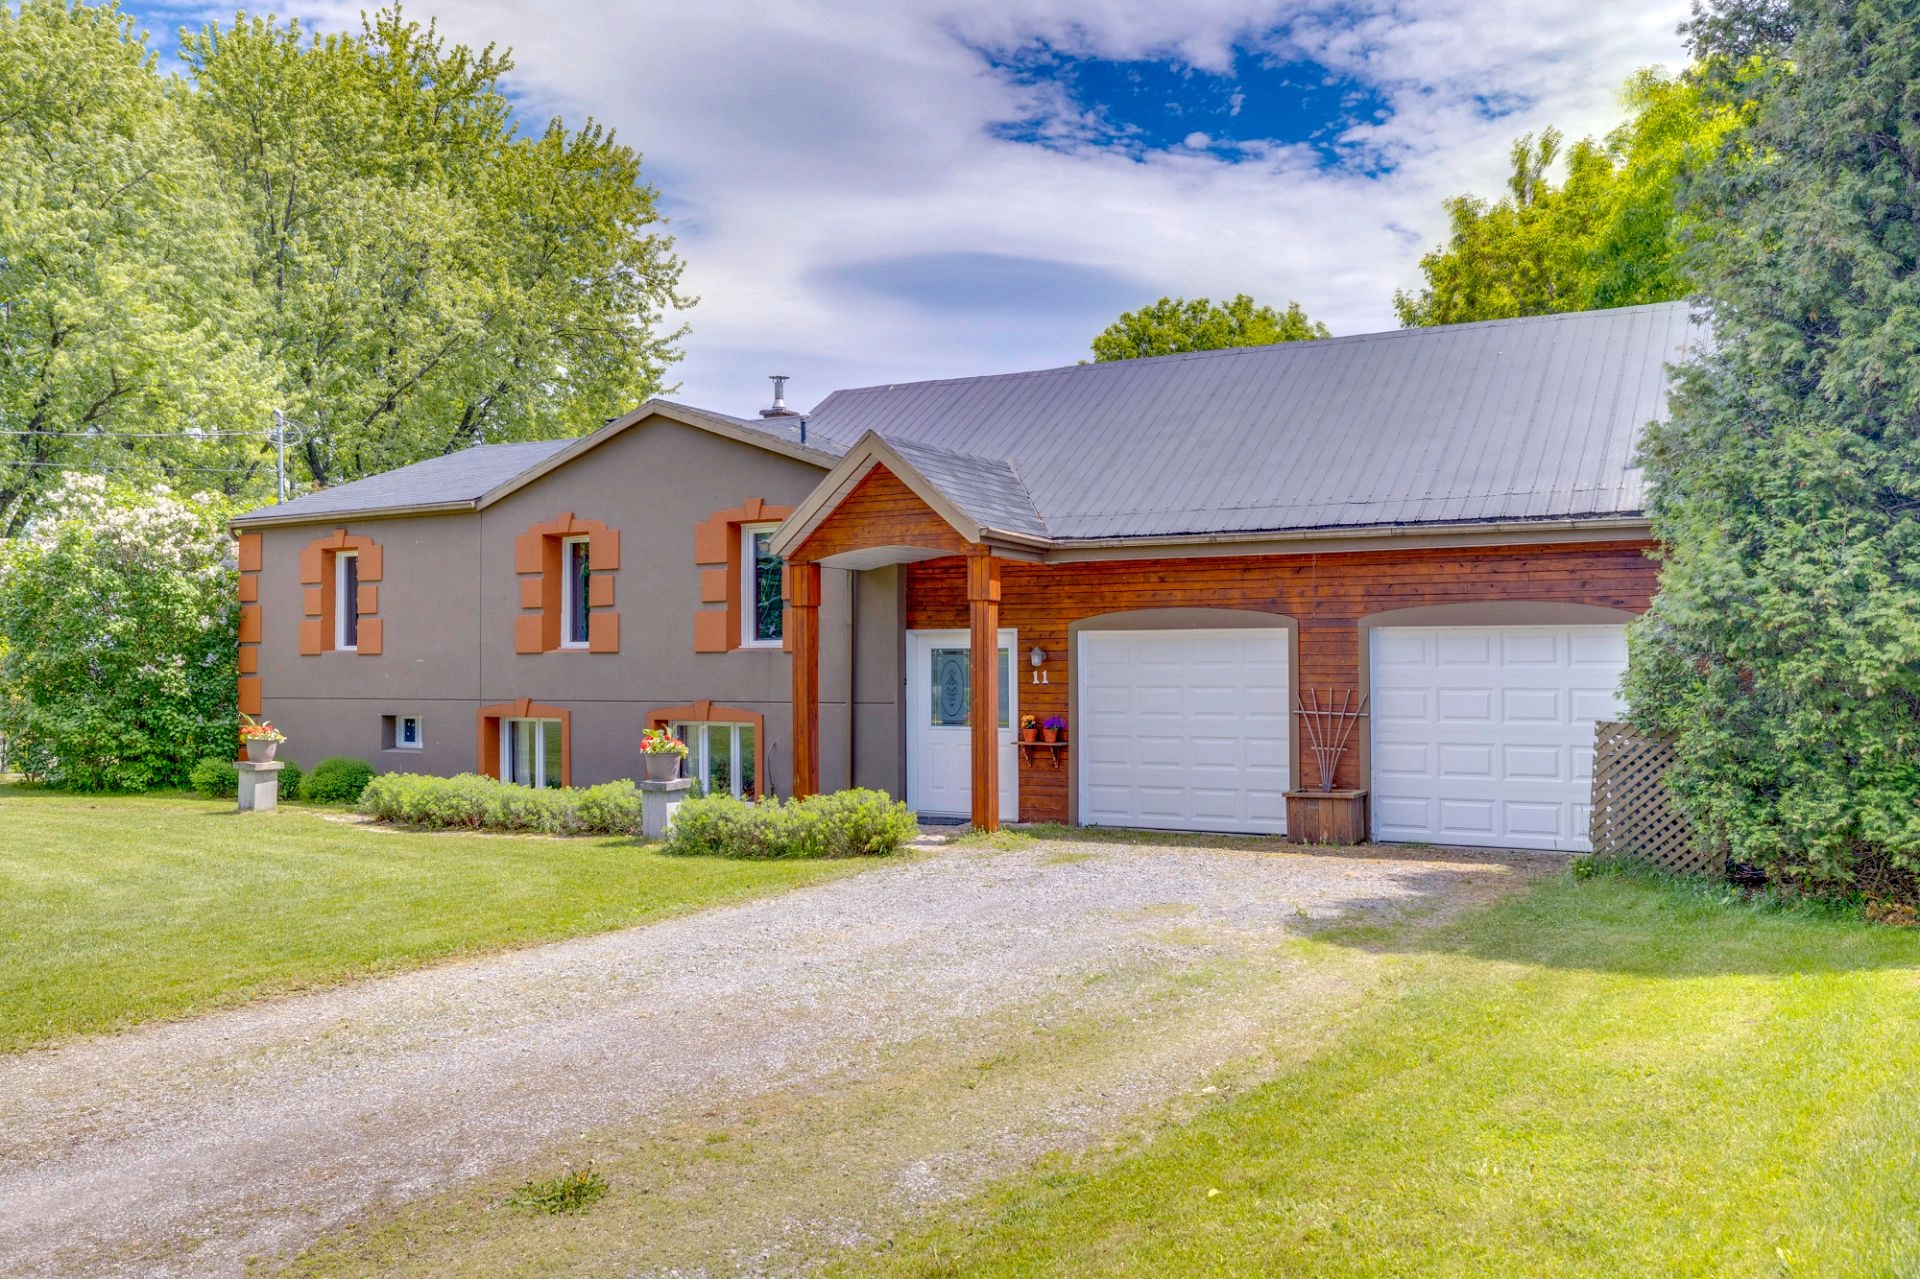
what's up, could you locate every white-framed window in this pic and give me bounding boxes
[560,535,591,648]
[397,715,423,749]
[501,717,563,789]
[669,720,757,798]
[741,523,783,647]
[334,550,359,651]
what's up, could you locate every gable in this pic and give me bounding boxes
[790,465,970,564]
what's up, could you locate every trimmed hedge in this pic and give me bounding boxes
[357,773,643,836]
[662,788,917,859]
[299,756,374,805]
[188,757,238,799]
[276,759,304,799]
[356,774,915,855]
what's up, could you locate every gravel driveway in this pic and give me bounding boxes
[0,835,1545,1278]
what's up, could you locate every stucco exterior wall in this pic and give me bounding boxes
[248,415,898,794]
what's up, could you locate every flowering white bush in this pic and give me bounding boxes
[0,477,238,790]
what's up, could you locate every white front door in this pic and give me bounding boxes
[1369,625,1628,851]
[907,629,1018,822]
[1078,628,1291,834]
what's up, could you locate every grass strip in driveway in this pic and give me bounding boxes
[834,869,1920,1279]
[0,784,870,1052]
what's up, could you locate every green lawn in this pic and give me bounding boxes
[839,870,1920,1279]
[0,784,871,1052]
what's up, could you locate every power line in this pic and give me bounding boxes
[0,458,266,476]
[0,427,277,440]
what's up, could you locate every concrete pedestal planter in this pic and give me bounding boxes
[1284,790,1369,845]
[642,752,681,783]
[245,740,279,764]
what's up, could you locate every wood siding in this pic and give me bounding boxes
[904,540,1658,824]
[791,466,968,562]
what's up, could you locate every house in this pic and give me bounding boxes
[233,300,1701,851]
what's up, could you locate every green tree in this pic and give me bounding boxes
[1625,0,1920,898]
[1394,70,1742,326]
[0,476,238,790]
[181,9,690,487]
[1090,294,1330,362]
[0,0,276,535]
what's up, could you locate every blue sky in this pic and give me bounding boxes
[116,0,1691,416]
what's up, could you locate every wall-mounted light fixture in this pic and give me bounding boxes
[1029,645,1048,684]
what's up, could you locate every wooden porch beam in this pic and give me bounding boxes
[967,549,1001,832]
[787,562,822,799]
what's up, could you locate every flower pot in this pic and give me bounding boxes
[245,739,278,764]
[643,752,681,782]
[1040,728,1059,744]
[1019,728,1039,743]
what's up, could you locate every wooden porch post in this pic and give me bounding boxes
[788,562,822,799]
[966,549,1001,832]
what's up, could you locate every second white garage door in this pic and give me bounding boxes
[1369,625,1627,852]
[1078,629,1290,834]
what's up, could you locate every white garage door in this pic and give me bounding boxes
[1078,629,1290,834]
[1370,626,1627,852]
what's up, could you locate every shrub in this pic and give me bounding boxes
[663,788,916,859]
[356,773,643,836]
[276,759,303,799]
[299,756,374,805]
[188,756,239,799]
[806,788,921,857]
[574,780,643,835]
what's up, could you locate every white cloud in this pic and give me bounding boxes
[280,0,1690,416]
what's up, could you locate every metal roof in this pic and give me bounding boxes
[802,301,1703,542]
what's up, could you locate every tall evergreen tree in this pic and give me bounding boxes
[1626,0,1920,897]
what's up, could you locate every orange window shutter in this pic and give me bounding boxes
[515,614,546,655]
[693,610,730,653]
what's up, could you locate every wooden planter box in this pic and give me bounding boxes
[1284,790,1369,846]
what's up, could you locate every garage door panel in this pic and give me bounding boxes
[1079,628,1289,835]
[1371,625,1626,852]
[1437,689,1494,722]
[1436,632,1495,665]
[1499,632,1560,664]
[1501,688,1562,723]
[1438,798,1497,836]
[1438,743,1496,778]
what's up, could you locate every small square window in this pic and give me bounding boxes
[381,714,425,751]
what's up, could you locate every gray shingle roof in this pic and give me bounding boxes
[884,437,1047,540]
[803,301,1702,542]
[232,401,840,526]
[235,439,571,525]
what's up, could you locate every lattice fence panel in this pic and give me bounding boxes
[1589,721,1722,876]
